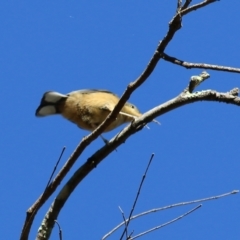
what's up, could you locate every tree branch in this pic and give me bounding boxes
[102,190,238,239]
[119,154,154,240]
[21,1,224,239]
[162,53,240,73]
[181,0,219,16]
[36,71,240,239]
[129,204,202,240]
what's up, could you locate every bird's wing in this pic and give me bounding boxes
[67,89,118,97]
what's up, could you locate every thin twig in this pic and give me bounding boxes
[21,1,215,237]
[21,146,66,239]
[181,0,218,16]
[102,190,238,239]
[129,230,134,239]
[177,0,182,10]
[45,147,66,189]
[181,0,192,10]
[162,53,240,74]
[38,85,240,239]
[54,220,63,240]
[129,204,202,240]
[118,206,128,239]
[28,0,221,238]
[119,154,154,240]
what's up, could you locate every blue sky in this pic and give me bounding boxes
[1,1,239,239]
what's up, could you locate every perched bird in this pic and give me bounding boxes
[35,89,159,134]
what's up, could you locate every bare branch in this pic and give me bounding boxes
[20,147,66,240]
[181,0,219,16]
[129,205,202,240]
[162,53,240,74]
[118,206,128,239]
[46,147,66,189]
[21,121,114,240]
[185,71,210,93]
[54,220,63,240]
[102,190,238,239]
[181,0,192,10]
[21,1,221,238]
[177,0,182,10]
[120,154,154,240]
[38,75,240,239]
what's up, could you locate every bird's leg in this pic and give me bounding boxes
[119,111,137,119]
[119,111,160,126]
[119,111,150,129]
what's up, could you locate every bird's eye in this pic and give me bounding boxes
[131,105,135,108]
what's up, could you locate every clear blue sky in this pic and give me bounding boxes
[1,1,239,239]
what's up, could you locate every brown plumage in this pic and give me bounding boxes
[35,89,147,132]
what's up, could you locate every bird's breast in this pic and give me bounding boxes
[59,93,129,132]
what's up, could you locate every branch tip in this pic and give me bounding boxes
[229,88,239,96]
[188,71,210,93]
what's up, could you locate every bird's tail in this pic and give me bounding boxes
[35,91,67,117]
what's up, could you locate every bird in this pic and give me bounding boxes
[35,89,159,137]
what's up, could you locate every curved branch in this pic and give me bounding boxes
[36,85,240,239]
[21,1,221,239]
